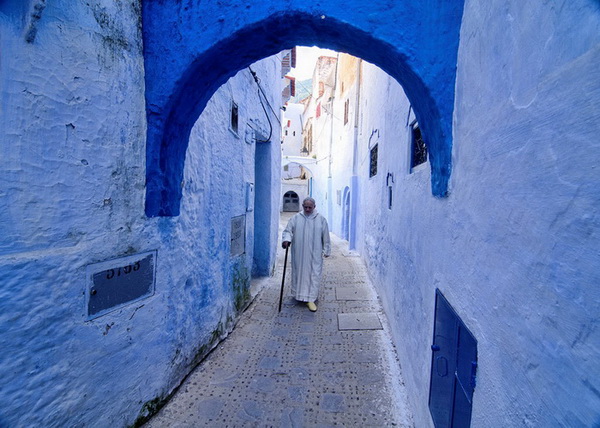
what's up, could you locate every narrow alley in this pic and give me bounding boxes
[145,213,413,427]
[2,2,598,426]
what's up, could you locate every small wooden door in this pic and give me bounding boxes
[429,289,478,428]
[283,191,299,212]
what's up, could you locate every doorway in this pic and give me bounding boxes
[342,186,350,241]
[283,191,300,212]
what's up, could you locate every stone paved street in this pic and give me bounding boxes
[145,213,414,427]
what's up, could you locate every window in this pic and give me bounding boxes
[316,103,321,118]
[369,144,378,178]
[411,122,427,169]
[231,102,239,134]
[293,131,296,136]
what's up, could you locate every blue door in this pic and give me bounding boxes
[429,289,478,428]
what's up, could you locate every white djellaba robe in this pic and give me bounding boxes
[282,210,331,302]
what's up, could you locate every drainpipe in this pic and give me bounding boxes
[349,59,361,250]
[327,53,339,224]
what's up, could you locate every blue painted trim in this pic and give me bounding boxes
[143,4,464,216]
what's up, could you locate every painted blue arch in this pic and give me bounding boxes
[143,2,465,216]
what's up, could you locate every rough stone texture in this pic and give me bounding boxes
[0,2,282,426]
[144,215,413,427]
[312,2,600,427]
[446,2,600,426]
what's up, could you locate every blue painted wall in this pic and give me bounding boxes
[2,0,598,426]
[142,0,466,216]
[312,3,600,427]
[253,141,275,276]
[0,1,283,424]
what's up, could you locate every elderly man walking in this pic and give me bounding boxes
[282,197,331,312]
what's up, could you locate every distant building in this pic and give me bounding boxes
[279,55,338,213]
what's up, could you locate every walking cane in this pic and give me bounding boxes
[278,245,289,312]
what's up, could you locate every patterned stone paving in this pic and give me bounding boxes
[145,213,413,427]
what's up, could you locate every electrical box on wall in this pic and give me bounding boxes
[429,289,478,428]
[86,250,157,320]
[246,182,255,212]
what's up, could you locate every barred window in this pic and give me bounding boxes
[231,102,239,134]
[369,144,378,178]
[411,122,427,169]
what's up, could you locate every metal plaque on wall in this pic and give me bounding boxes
[86,250,157,320]
[230,215,246,257]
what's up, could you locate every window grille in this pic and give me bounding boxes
[411,122,427,169]
[231,102,239,134]
[369,144,378,177]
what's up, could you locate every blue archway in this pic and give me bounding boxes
[143,2,465,216]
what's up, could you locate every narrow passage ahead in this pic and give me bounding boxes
[146,213,413,426]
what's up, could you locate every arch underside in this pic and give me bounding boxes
[283,159,315,178]
[143,4,464,216]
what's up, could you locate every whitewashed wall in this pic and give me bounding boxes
[282,163,302,179]
[355,60,434,428]
[281,103,304,156]
[280,179,308,212]
[348,2,600,427]
[329,55,361,240]
[449,1,600,425]
[0,2,281,426]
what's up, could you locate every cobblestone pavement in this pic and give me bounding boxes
[145,213,413,427]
